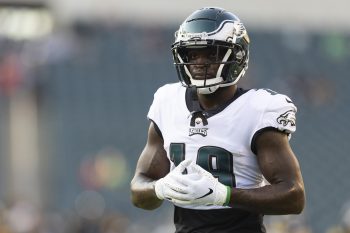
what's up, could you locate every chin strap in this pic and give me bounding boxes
[189,86,208,127]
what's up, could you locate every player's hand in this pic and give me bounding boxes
[169,163,231,206]
[154,159,192,200]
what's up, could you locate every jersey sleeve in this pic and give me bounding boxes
[147,87,163,125]
[147,84,172,137]
[251,92,297,154]
[147,83,182,139]
[259,94,297,134]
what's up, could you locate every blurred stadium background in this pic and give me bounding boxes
[0,0,349,232]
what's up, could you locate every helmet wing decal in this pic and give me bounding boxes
[175,20,247,44]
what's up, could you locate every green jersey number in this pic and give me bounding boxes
[169,143,236,187]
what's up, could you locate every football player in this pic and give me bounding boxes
[131,7,305,233]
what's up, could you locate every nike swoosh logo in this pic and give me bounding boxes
[195,188,213,199]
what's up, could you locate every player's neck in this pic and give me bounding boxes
[197,85,237,111]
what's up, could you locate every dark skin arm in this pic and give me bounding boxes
[130,122,170,210]
[229,130,305,214]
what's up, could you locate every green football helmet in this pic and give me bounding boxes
[172,7,250,94]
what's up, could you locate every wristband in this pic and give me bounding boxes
[224,186,231,206]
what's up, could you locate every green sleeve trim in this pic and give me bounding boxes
[224,186,231,206]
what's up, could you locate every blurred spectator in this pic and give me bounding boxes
[0,53,23,96]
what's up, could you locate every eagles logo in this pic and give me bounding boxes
[277,110,296,127]
[189,128,208,137]
[189,117,208,137]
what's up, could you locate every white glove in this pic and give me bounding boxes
[154,159,192,200]
[169,163,231,206]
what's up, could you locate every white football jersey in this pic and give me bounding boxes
[147,82,297,210]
